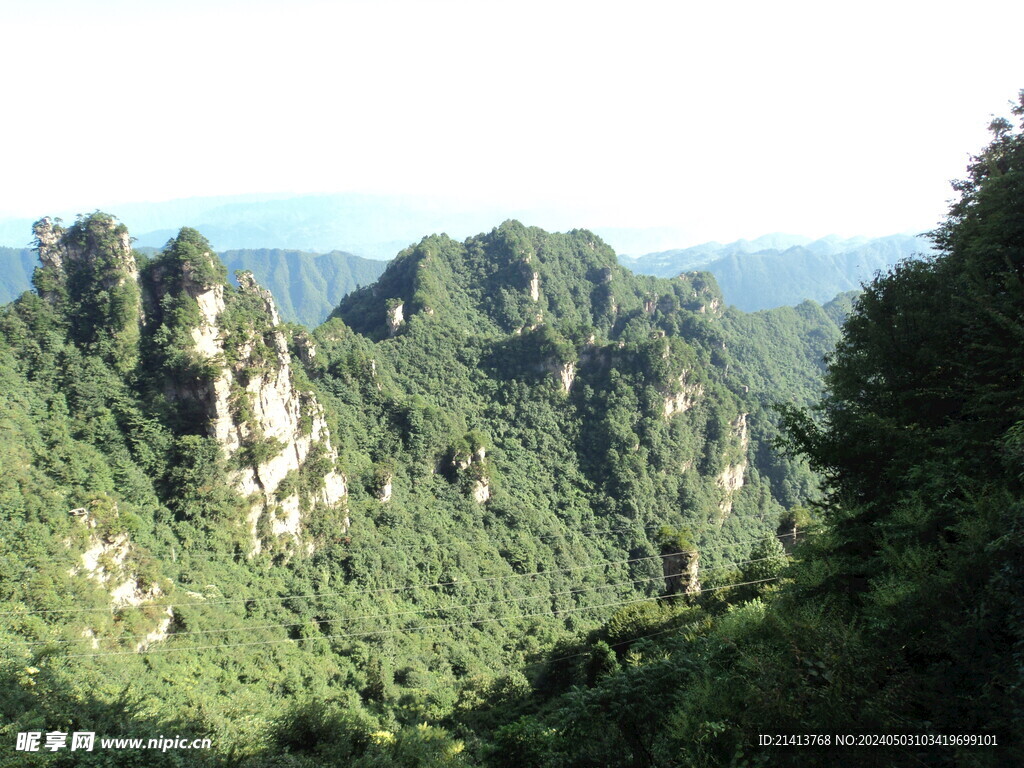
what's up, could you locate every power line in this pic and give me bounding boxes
[5,555,784,648]
[1,550,683,618]
[528,617,709,669]
[61,578,779,660]
[349,521,736,553]
[1,533,794,618]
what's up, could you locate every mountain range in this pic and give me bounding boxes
[621,233,933,311]
[2,216,929,321]
[0,194,696,260]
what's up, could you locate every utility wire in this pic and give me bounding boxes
[1,532,795,618]
[4,555,784,648]
[61,578,779,659]
[351,521,738,552]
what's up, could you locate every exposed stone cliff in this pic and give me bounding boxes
[159,259,349,553]
[717,412,749,517]
[38,219,349,555]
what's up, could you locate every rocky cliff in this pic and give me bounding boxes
[38,216,349,555]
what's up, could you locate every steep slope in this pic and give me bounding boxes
[29,216,351,555]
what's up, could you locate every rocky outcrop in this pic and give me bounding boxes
[451,444,490,504]
[32,215,144,370]
[716,413,749,516]
[378,474,393,503]
[472,477,491,503]
[176,270,347,553]
[386,301,405,336]
[69,512,163,610]
[663,370,704,419]
[65,506,173,648]
[663,549,700,596]
[33,216,140,309]
[529,272,540,301]
[293,331,317,365]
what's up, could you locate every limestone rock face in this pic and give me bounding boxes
[472,477,491,503]
[529,271,540,301]
[716,413,749,516]
[663,549,700,596]
[386,301,405,336]
[69,517,161,609]
[663,370,704,419]
[170,269,348,553]
[378,475,394,504]
[451,443,490,503]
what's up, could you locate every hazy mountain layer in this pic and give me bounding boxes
[217,248,387,327]
[0,241,386,326]
[623,233,932,310]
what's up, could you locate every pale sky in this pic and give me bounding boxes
[2,0,1022,245]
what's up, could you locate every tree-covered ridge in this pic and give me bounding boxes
[336,220,725,340]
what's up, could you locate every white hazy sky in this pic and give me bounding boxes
[2,0,1022,244]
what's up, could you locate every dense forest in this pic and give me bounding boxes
[1,96,1021,767]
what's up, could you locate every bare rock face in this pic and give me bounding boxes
[472,477,491,503]
[663,370,704,419]
[535,353,576,393]
[65,503,172,649]
[386,301,405,336]
[717,413,749,517]
[157,259,348,553]
[562,363,576,392]
[529,271,540,302]
[378,475,394,504]
[451,443,490,503]
[293,331,318,365]
[68,511,162,609]
[663,549,700,596]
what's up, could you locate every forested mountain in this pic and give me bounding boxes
[0,208,842,766]
[623,233,932,310]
